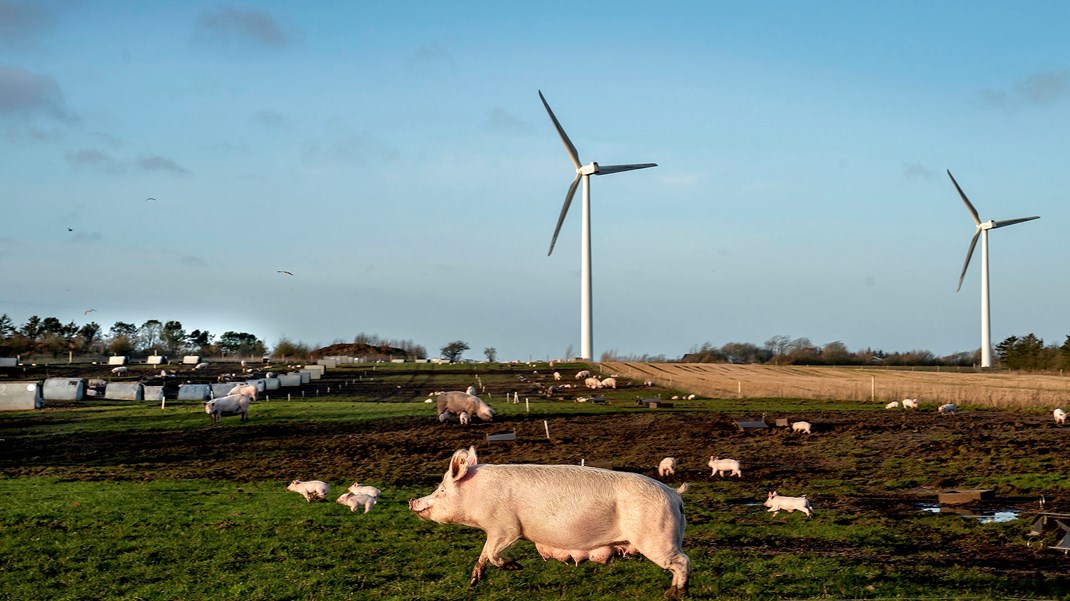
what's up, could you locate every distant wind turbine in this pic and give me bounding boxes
[947,170,1039,368]
[539,90,656,361]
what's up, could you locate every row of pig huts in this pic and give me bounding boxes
[0,361,345,410]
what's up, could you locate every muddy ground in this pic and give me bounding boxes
[4,362,1070,584]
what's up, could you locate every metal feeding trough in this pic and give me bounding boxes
[735,419,769,432]
[1026,512,1070,553]
[938,489,994,505]
[636,398,673,409]
[486,431,516,443]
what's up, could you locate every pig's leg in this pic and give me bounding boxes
[640,543,690,599]
[469,531,521,586]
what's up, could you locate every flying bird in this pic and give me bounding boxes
[277,270,294,276]
[84,309,96,315]
[146,197,156,201]
[67,227,73,232]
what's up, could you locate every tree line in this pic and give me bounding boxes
[680,333,1070,371]
[0,313,266,359]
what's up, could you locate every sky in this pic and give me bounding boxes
[2,1,1068,362]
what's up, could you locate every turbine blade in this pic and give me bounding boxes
[947,170,981,226]
[992,216,1040,228]
[548,173,581,256]
[538,90,581,170]
[957,230,981,292]
[594,163,658,175]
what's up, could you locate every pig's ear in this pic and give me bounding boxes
[466,446,479,466]
[448,448,474,481]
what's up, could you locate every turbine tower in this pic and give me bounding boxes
[540,90,656,361]
[947,170,1039,368]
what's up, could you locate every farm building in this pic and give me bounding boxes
[43,378,85,402]
[105,382,143,401]
[177,384,211,401]
[0,381,43,411]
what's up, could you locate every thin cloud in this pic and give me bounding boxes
[486,107,528,135]
[979,68,1070,112]
[137,155,192,176]
[0,1,55,52]
[69,231,103,244]
[0,65,73,121]
[406,44,454,75]
[181,255,207,267]
[252,109,286,128]
[902,163,936,180]
[192,6,289,51]
[64,148,125,174]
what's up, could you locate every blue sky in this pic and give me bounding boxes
[2,1,1067,361]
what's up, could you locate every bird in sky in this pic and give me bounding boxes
[277,270,294,276]
[67,227,73,232]
[146,197,156,201]
[84,309,96,315]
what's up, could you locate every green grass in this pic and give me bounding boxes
[3,362,1069,599]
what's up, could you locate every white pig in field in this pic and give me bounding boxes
[287,479,329,502]
[347,482,381,499]
[203,394,251,423]
[336,492,377,513]
[658,457,677,477]
[228,384,258,401]
[938,403,958,415]
[436,391,495,422]
[111,366,128,375]
[708,457,742,478]
[902,399,919,409]
[792,421,812,435]
[1054,408,1066,426]
[763,491,812,517]
[574,370,591,380]
[409,446,690,598]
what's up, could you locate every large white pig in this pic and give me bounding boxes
[204,394,251,423]
[435,391,495,422]
[408,446,690,598]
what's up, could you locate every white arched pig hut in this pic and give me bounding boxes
[244,379,267,394]
[177,384,211,401]
[43,378,85,402]
[210,383,237,398]
[278,373,302,387]
[0,381,43,411]
[297,371,312,384]
[264,377,280,391]
[142,385,165,402]
[105,382,143,401]
[182,355,202,365]
[108,356,128,366]
[303,365,325,378]
[147,355,168,365]
[0,357,19,367]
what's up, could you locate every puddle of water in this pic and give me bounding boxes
[917,503,1019,523]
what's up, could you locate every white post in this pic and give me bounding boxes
[544,420,550,439]
[871,376,875,401]
[738,381,742,398]
[288,393,291,401]
[526,397,529,413]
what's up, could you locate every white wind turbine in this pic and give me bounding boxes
[540,90,656,361]
[947,170,1039,368]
